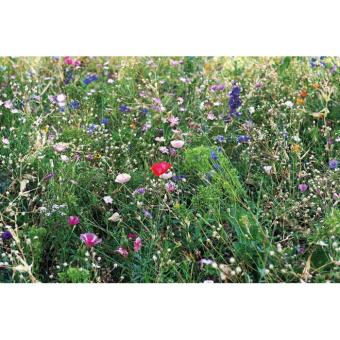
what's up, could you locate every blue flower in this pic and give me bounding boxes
[1,230,12,240]
[140,108,149,115]
[329,159,338,170]
[64,71,73,84]
[215,135,225,143]
[87,124,97,134]
[119,105,130,113]
[101,117,110,125]
[83,74,98,85]
[237,135,251,144]
[210,150,218,161]
[69,100,80,110]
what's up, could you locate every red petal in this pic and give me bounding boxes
[150,162,172,176]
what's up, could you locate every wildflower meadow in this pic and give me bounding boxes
[0,56,339,283]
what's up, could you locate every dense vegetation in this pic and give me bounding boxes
[0,57,339,283]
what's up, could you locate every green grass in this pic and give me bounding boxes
[0,56,339,283]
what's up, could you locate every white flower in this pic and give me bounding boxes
[159,146,169,154]
[284,101,294,109]
[56,94,66,103]
[108,212,121,222]
[263,166,273,175]
[170,140,185,149]
[60,155,69,162]
[53,143,68,153]
[155,136,166,142]
[2,137,9,145]
[115,173,131,184]
[103,196,113,204]
[249,106,255,114]
[159,171,173,180]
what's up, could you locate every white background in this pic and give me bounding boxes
[1,0,339,339]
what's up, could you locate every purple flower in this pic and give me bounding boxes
[329,159,338,170]
[298,183,308,193]
[165,181,176,193]
[1,230,12,240]
[210,83,225,91]
[228,83,242,119]
[133,187,146,195]
[143,210,152,218]
[43,173,55,181]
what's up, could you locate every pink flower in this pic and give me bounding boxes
[168,115,180,127]
[159,146,169,154]
[80,233,102,247]
[298,183,308,192]
[4,100,13,109]
[207,112,217,120]
[117,246,129,257]
[64,57,81,67]
[134,237,142,252]
[64,56,74,65]
[115,173,131,184]
[170,140,185,149]
[68,216,80,225]
[165,181,176,193]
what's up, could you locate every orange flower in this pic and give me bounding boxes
[300,89,308,98]
[296,97,305,105]
[312,83,320,89]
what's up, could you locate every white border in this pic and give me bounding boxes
[1,1,339,339]
[0,0,339,56]
[1,284,339,339]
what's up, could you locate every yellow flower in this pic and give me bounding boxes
[312,83,320,89]
[41,126,49,133]
[94,152,102,159]
[174,201,181,209]
[291,144,302,153]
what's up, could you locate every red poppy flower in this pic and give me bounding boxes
[150,161,172,177]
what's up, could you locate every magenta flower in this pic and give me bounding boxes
[80,233,102,247]
[298,183,308,192]
[134,237,142,252]
[128,233,137,240]
[117,246,129,257]
[68,215,80,225]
